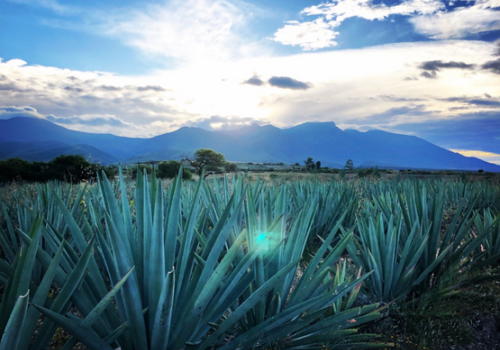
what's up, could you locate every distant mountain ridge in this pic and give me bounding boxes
[0,117,499,172]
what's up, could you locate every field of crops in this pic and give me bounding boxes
[1,169,500,350]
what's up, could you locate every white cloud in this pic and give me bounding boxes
[101,0,264,66]
[273,0,444,49]
[5,0,76,15]
[5,59,28,67]
[0,106,42,119]
[1,40,499,137]
[273,19,339,51]
[303,0,443,22]
[411,0,500,39]
[273,0,500,50]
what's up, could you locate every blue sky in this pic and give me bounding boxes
[1,0,499,164]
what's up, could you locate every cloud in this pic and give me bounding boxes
[420,60,475,71]
[1,40,498,140]
[420,71,437,79]
[102,0,263,65]
[482,59,500,74]
[136,85,166,92]
[4,59,28,67]
[0,106,43,120]
[418,60,476,78]
[410,0,500,39]
[268,76,311,90]
[243,75,265,86]
[6,0,78,15]
[451,149,500,165]
[185,115,266,130]
[273,18,339,51]
[441,96,500,107]
[46,114,134,127]
[273,0,444,49]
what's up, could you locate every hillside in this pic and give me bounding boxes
[0,117,498,171]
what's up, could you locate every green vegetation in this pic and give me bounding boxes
[0,155,115,183]
[1,159,500,349]
[183,148,226,176]
[158,160,193,180]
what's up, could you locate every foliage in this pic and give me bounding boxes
[304,157,315,170]
[0,156,113,183]
[158,160,192,180]
[345,159,354,171]
[1,174,500,349]
[356,167,366,178]
[183,149,226,176]
[224,162,238,172]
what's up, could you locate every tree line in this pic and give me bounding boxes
[0,155,116,184]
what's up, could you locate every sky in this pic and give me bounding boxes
[0,0,499,164]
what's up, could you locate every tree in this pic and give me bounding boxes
[344,159,354,172]
[304,157,315,170]
[158,160,192,180]
[225,162,238,172]
[315,161,321,170]
[183,149,226,176]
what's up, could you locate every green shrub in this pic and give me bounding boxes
[224,162,238,172]
[0,155,109,183]
[158,160,192,180]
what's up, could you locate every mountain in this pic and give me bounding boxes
[0,117,145,160]
[0,117,498,171]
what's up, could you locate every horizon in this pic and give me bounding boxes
[2,115,499,170]
[0,0,499,165]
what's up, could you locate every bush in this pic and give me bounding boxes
[158,161,192,180]
[224,162,238,172]
[0,155,109,183]
[130,165,153,180]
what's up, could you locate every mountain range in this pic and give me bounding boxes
[0,117,499,172]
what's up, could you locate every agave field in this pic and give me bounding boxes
[0,169,500,350]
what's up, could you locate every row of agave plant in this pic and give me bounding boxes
[0,169,499,349]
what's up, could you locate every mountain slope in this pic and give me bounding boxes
[0,117,498,172]
[0,117,144,159]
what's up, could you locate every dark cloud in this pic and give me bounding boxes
[268,76,311,90]
[468,99,500,107]
[404,77,418,81]
[243,76,264,86]
[420,71,436,79]
[441,96,500,107]
[419,60,475,71]
[97,85,122,92]
[136,85,166,92]
[46,115,131,127]
[64,85,84,93]
[481,59,500,74]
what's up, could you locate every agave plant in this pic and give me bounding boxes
[352,180,500,302]
[4,168,381,350]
